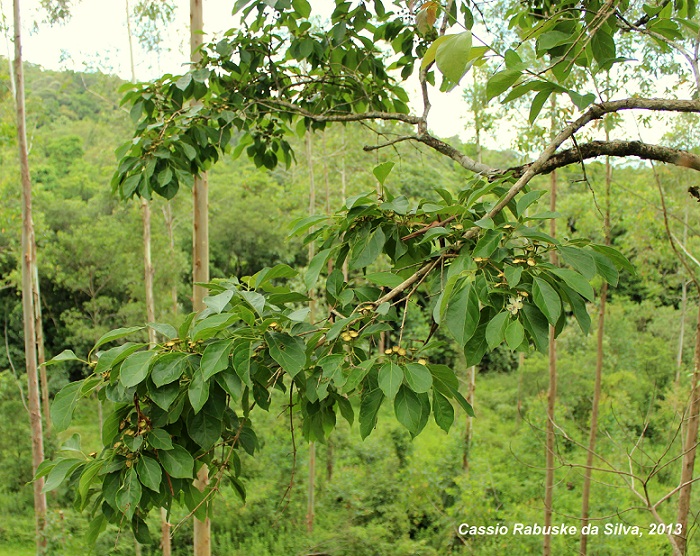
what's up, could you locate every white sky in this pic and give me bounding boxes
[2,0,676,151]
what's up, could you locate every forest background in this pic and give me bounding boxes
[1,0,700,555]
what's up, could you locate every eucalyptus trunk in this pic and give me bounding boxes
[579,136,612,556]
[674,300,700,554]
[543,129,558,556]
[13,0,47,550]
[306,131,317,533]
[191,1,210,553]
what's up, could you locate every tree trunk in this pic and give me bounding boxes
[676,207,689,384]
[306,131,317,534]
[543,164,557,556]
[13,0,47,551]
[579,140,612,556]
[125,4,166,552]
[189,2,211,554]
[32,234,49,432]
[162,202,179,315]
[462,365,476,470]
[674,300,700,555]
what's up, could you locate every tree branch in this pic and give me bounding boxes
[507,140,700,178]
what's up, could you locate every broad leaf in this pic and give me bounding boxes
[159,445,194,479]
[119,351,156,388]
[378,362,404,400]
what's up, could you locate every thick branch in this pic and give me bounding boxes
[508,140,700,178]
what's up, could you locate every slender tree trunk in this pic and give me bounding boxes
[675,301,700,554]
[125,4,166,552]
[579,139,612,556]
[340,128,348,282]
[305,132,317,534]
[462,364,476,470]
[543,163,557,556]
[32,237,49,432]
[162,202,178,315]
[676,208,689,384]
[13,0,47,551]
[190,2,210,554]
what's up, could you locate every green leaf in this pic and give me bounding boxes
[378,362,404,400]
[151,352,189,387]
[486,69,522,101]
[201,340,233,380]
[96,343,148,375]
[51,381,83,432]
[359,388,384,439]
[394,385,423,434]
[232,341,253,387]
[159,445,194,478]
[188,368,210,414]
[349,226,386,270]
[591,251,619,286]
[521,304,549,352]
[86,514,107,545]
[45,349,81,365]
[590,244,634,273]
[504,264,522,287]
[175,73,192,91]
[403,363,433,393]
[373,161,395,185]
[191,313,238,342]
[148,380,181,411]
[557,245,596,279]
[77,461,102,509]
[43,458,84,492]
[435,31,472,84]
[532,277,562,325]
[432,390,454,432]
[505,319,525,349]
[239,290,266,316]
[116,468,142,520]
[305,248,333,292]
[428,364,459,395]
[421,35,451,69]
[591,29,616,65]
[94,326,145,352]
[516,190,546,217]
[187,410,222,450]
[549,268,594,301]
[473,229,501,258]
[120,351,156,388]
[485,311,509,349]
[444,281,480,346]
[365,272,404,288]
[136,455,162,492]
[464,323,489,367]
[561,284,591,334]
[529,88,553,123]
[147,429,174,450]
[203,290,233,313]
[266,332,306,378]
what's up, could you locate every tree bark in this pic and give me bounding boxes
[306,131,317,534]
[543,101,558,554]
[676,208,689,384]
[674,300,700,554]
[579,134,612,556]
[13,0,47,550]
[32,227,49,432]
[125,3,166,551]
[189,2,210,554]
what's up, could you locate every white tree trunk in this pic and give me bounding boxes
[13,0,47,551]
